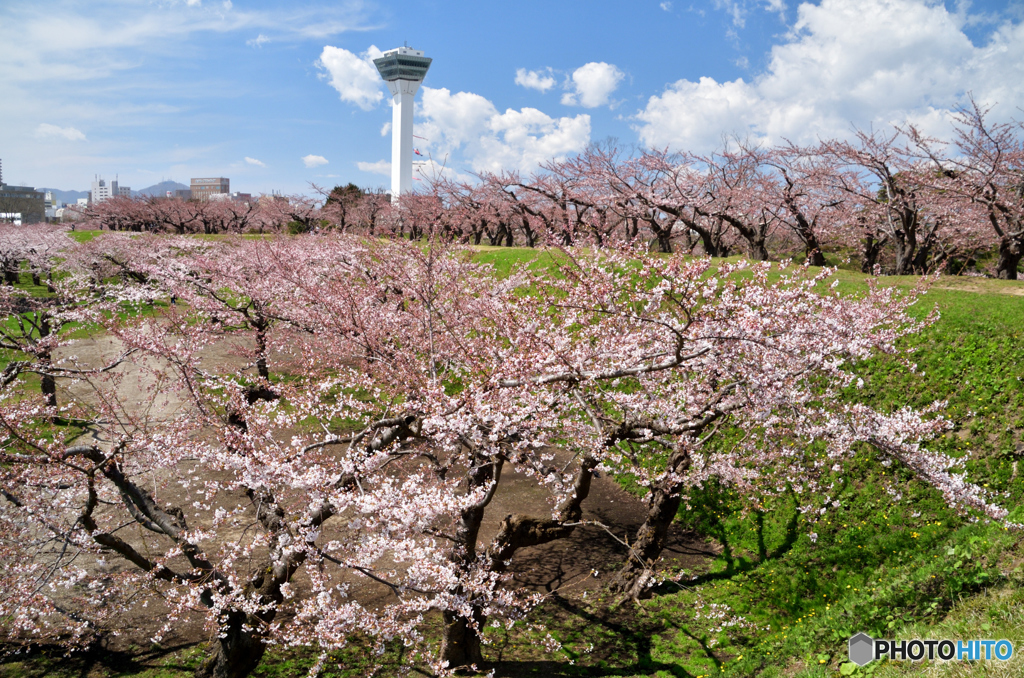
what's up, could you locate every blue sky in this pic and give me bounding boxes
[1,0,1022,195]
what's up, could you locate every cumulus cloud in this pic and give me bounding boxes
[246,33,269,48]
[660,2,673,11]
[35,123,86,141]
[245,156,265,167]
[316,44,384,111]
[634,0,1024,152]
[515,68,556,93]
[561,62,624,108]
[357,159,391,176]
[302,154,329,168]
[380,122,391,136]
[417,87,591,174]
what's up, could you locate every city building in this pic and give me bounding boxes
[258,193,289,207]
[373,45,431,200]
[89,176,129,204]
[209,191,252,204]
[0,183,45,224]
[91,176,120,204]
[190,177,230,201]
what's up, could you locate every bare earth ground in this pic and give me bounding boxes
[5,327,715,674]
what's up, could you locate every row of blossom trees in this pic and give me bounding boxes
[425,102,1022,278]
[78,105,1024,279]
[0,225,1013,677]
[80,193,320,235]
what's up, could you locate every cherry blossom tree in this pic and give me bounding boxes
[905,101,1024,279]
[762,143,851,266]
[817,129,963,275]
[619,150,736,256]
[0,232,1010,678]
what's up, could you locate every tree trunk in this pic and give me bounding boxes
[691,224,723,258]
[996,237,1022,280]
[486,457,597,571]
[193,489,311,678]
[892,231,917,276]
[255,324,270,381]
[801,226,826,266]
[609,446,690,599]
[39,315,57,411]
[4,260,20,285]
[656,231,673,254]
[749,238,770,262]
[440,609,486,671]
[439,456,501,672]
[861,234,884,274]
[40,367,56,410]
[194,611,267,678]
[806,246,826,267]
[625,217,639,241]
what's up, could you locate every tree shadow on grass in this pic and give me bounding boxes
[0,640,202,678]
[487,595,700,678]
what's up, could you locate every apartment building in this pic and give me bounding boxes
[190,177,230,201]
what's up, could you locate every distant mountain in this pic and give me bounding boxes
[37,188,89,205]
[136,181,189,197]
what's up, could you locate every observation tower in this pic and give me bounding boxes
[373,45,432,201]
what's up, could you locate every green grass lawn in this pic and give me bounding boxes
[2,246,1022,678]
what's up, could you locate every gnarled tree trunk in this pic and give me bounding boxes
[609,446,691,600]
[996,236,1022,280]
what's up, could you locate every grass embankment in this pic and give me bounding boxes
[2,246,1023,678]
[473,252,1024,678]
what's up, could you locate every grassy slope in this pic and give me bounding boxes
[478,252,1024,678]
[2,246,1023,678]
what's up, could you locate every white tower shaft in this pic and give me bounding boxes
[387,79,420,199]
[373,46,431,202]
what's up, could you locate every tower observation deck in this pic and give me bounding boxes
[373,46,432,200]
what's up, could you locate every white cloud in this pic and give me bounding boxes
[514,68,556,93]
[660,2,673,11]
[561,62,624,108]
[380,122,391,136]
[417,86,591,174]
[0,1,374,189]
[35,123,86,141]
[246,33,269,48]
[634,0,1024,153]
[186,0,202,6]
[316,44,384,111]
[715,0,748,27]
[302,154,329,168]
[245,156,265,167]
[357,159,391,176]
